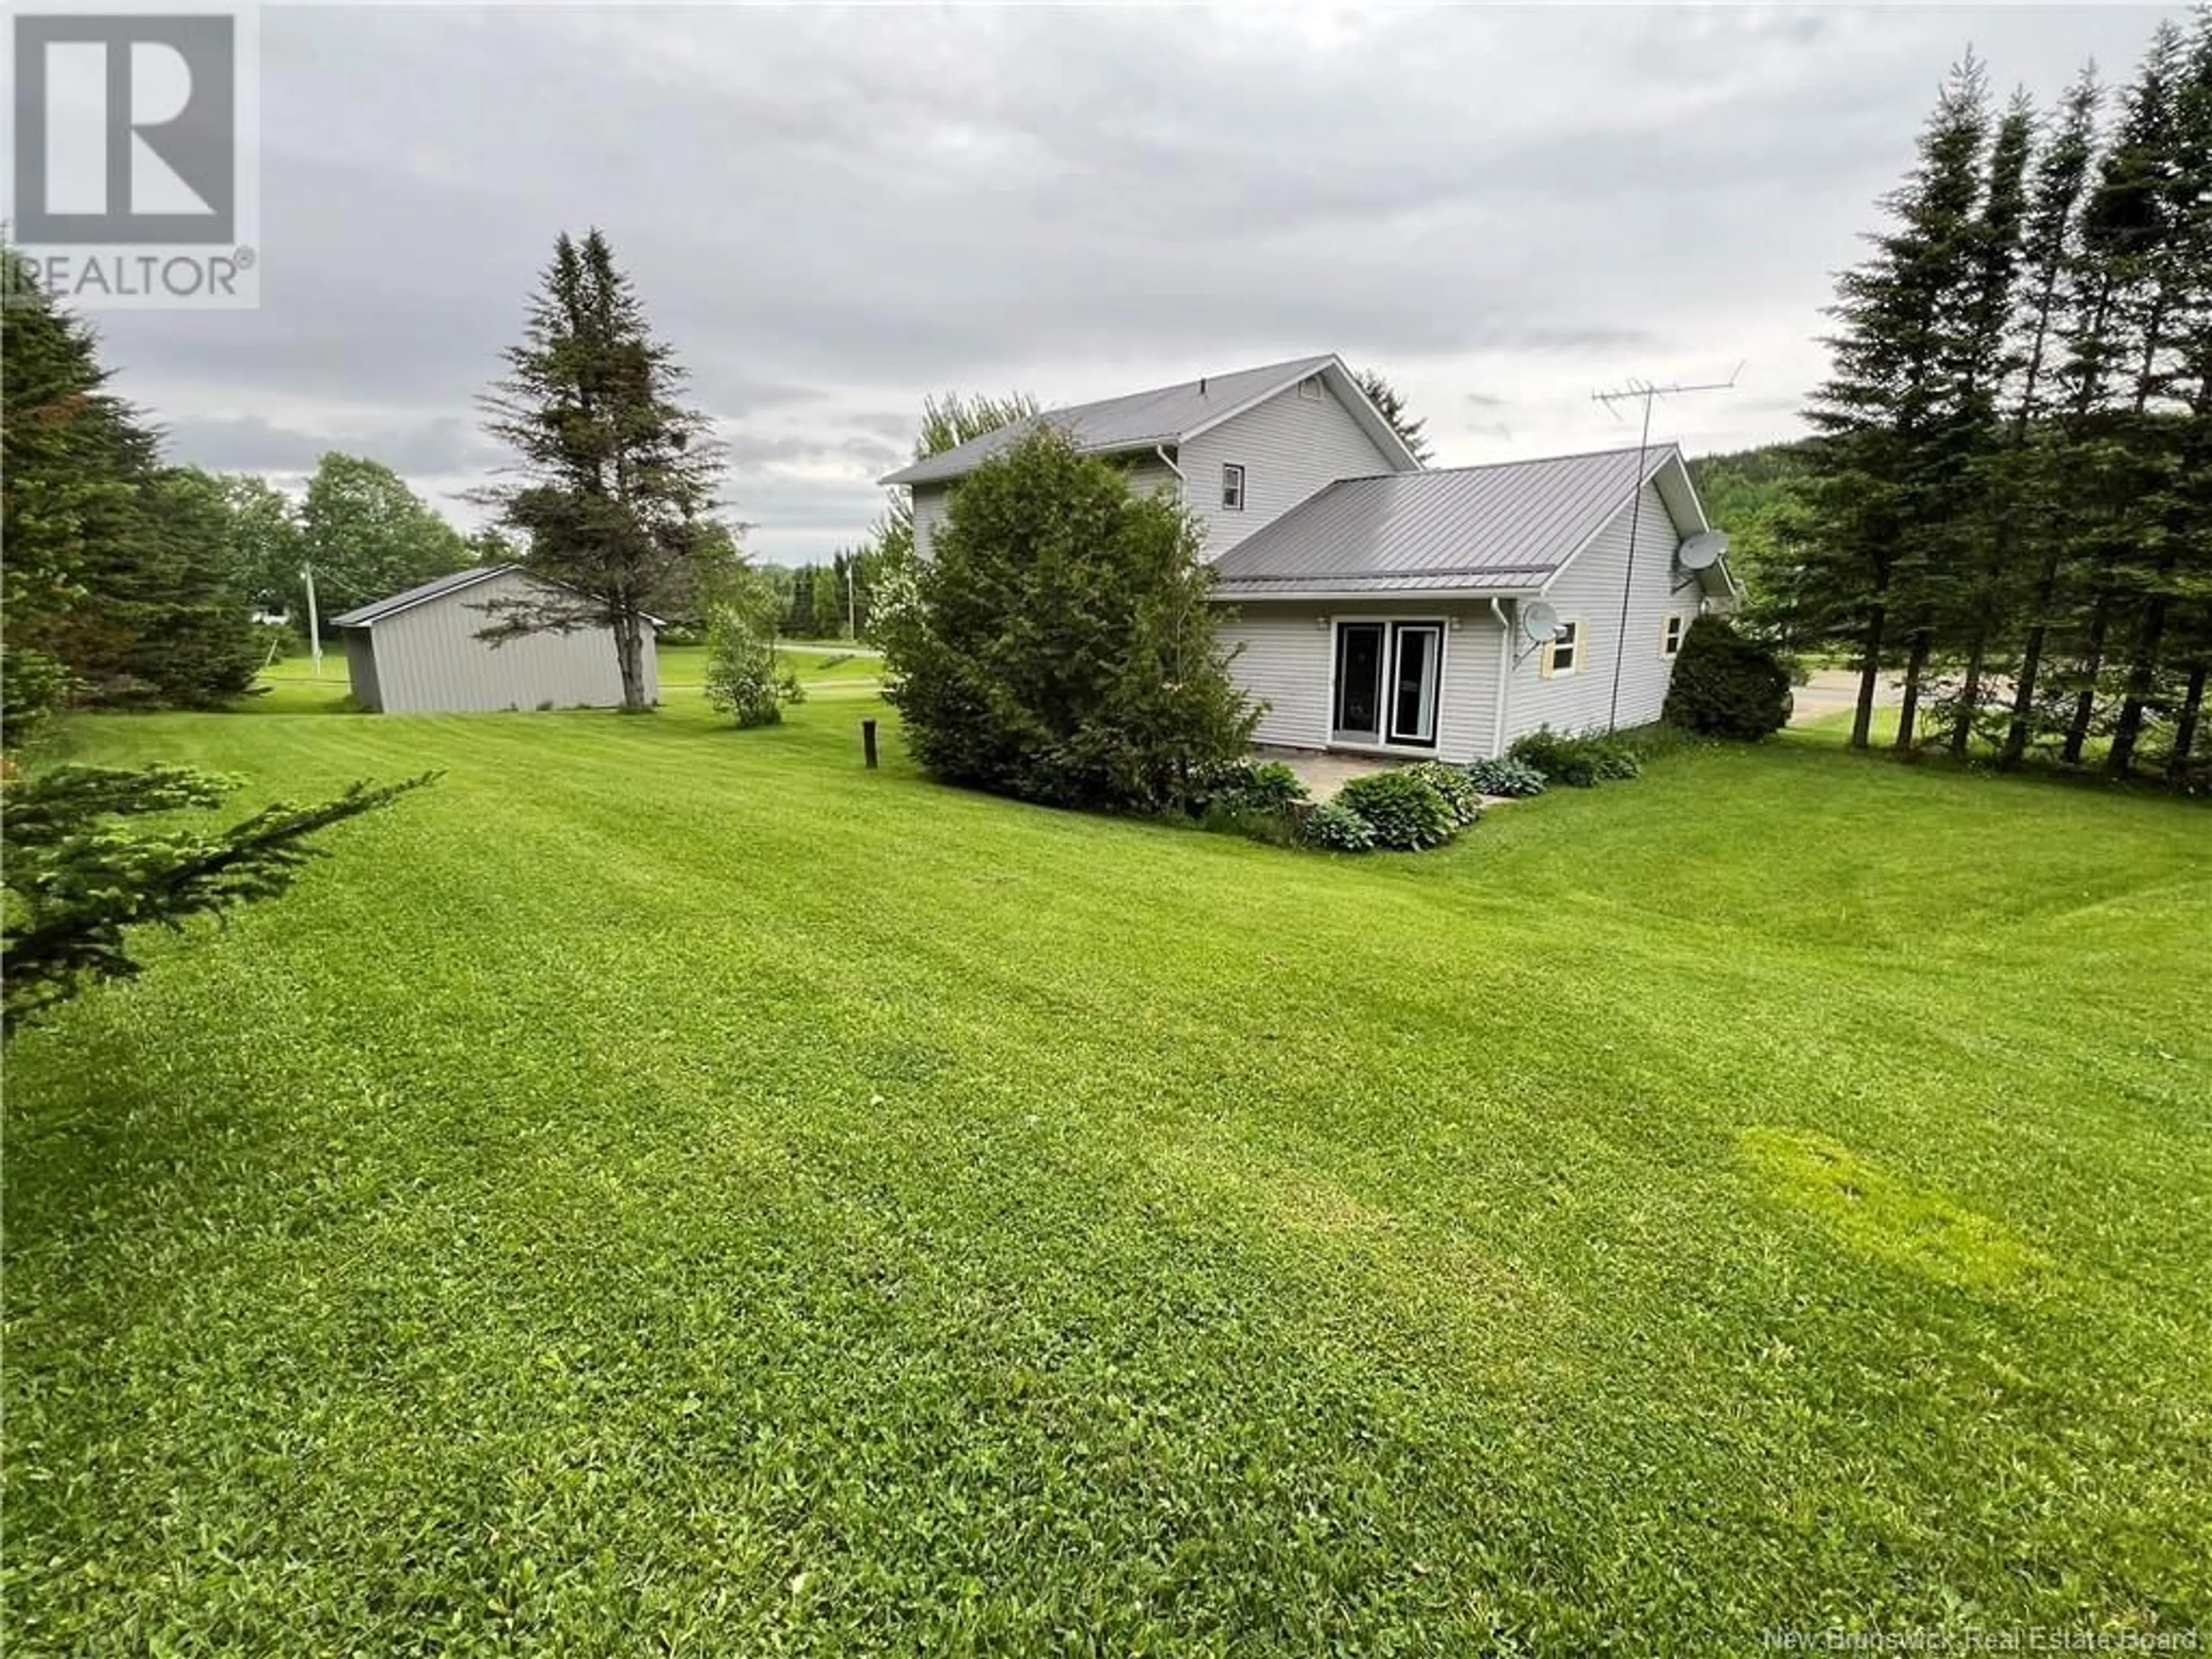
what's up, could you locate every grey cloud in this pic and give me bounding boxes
[159,411,502,479]
[84,2,2182,554]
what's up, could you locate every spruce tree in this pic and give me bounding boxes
[1,245,131,737]
[2107,17,2212,774]
[2058,24,2188,764]
[1352,368,1434,464]
[1,251,256,714]
[477,229,724,710]
[1998,70,2104,766]
[1933,93,2033,755]
[1787,58,1993,749]
[2163,15,2212,783]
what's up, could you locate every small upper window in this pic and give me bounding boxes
[1543,620,1581,679]
[1662,615,1686,657]
[1298,376,1324,401]
[1221,463,1245,511]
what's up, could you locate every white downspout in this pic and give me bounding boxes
[1488,599,1513,759]
[1154,445,1185,506]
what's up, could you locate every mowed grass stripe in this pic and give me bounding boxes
[5,691,2208,1653]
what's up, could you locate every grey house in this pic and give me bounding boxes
[332,565,654,714]
[882,354,1738,763]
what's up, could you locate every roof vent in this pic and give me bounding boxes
[1199,376,1207,395]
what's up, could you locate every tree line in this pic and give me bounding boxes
[1774,13,2211,786]
[1,244,506,734]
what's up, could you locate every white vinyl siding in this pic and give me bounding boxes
[351,569,649,714]
[910,457,1181,562]
[1216,601,1508,762]
[1119,453,1184,506]
[911,484,952,559]
[1180,380,1402,562]
[1503,478,1690,744]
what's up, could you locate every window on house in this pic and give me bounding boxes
[1662,615,1686,657]
[1221,463,1245,511]
[1541,620,1581,679]
[1298,376,1324,401]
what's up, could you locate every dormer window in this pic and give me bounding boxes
[1221,463,1245,511]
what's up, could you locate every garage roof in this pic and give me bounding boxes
[331,566,510,628]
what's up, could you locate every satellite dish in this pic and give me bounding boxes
[1677,531,1729,572]
[1519,600,1563,644]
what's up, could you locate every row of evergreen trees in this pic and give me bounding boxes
[1,248,495,736]
[1779,14,2211,786]
[3,248,261,727]
[776,551,873,639]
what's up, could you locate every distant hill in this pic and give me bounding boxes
[1686,441,1807,607]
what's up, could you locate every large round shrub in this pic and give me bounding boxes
[1662,616,1793,740]
[879,427,1259,812]
[1335,770,1457,850]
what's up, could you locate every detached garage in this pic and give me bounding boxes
[334,565,656,714]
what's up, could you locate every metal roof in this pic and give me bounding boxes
[1211,444,1696,599]
[882,355,1396,487]
[331,565,510,628]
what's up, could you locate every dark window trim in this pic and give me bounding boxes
[1387,620,1443,748]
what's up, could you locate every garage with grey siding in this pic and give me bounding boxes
[334,566,654,714]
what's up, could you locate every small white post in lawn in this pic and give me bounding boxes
[301,563,323,677]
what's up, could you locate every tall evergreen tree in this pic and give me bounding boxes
[2161,15,2212,783]
[1785,57,1994,750]
[1933,93,2033,755]
[2106,17,2212,774]
[1,249,256,714]
[785,564,820,637]
[2,245,130,738]
[1352,368,1433,464]
[2057,24,2190,764]
[1997,69,2104,766]
[477,229,724,711]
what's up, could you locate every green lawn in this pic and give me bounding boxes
[5,684,2208,1654]
[253,639,882,711]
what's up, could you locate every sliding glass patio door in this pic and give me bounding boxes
[1389,624,1441,747]
[1332,620,1442,749]
[1332,622,1385,744]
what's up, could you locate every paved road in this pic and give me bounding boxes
[1791,667,1899,726]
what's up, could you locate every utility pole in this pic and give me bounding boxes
[1590,362,1743,730]
[301,562,323,677]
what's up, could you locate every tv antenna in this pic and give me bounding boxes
[1589,361,1743,730]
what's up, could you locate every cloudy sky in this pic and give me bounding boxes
[94,3,2176,566]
